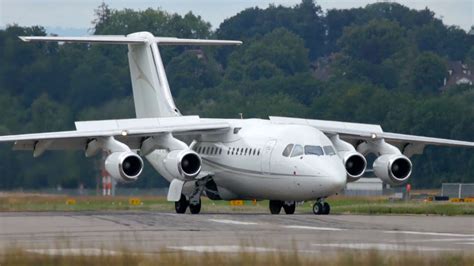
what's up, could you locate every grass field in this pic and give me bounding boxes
[1,247,473,266]
[0,193,473,215]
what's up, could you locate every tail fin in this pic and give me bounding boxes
[20,32,242,118]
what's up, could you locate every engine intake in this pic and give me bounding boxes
[341,151,367,182]
[373,154,412,186]
[105,151,144,182]
[164,150,201,180]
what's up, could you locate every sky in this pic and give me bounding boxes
[0,0,473,34]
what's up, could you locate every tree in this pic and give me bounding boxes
[338,19,406,64]
[411,52,447,93]
[226,28,310,81]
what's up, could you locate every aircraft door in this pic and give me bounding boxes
[261,139,277,174]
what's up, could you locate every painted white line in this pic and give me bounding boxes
[208,219,258,225]
[168,245,278,253]
[283,225,345,231]
[394,238,474,243]
[26,248,119,256]
[456,242,474,245]
[312,243,456,252]
[383,230,474,237]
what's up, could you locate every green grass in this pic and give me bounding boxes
[0,193,473,215]
[1,246,473,266]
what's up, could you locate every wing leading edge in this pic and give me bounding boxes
[0,116,230,155]
[269,116,474,156]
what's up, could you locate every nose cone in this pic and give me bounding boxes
[327,165,347,192]
[318,159,347,194]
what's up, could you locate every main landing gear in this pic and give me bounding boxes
[175,194,202,214]
[269,200,296,214]
[312,200,330,215]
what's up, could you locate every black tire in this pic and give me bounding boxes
[312,202,324,215]
[269,200,283,214]
[189,199,201,214]
[283,202,296,214]
[322,202,330,215]
[175,194,188,214]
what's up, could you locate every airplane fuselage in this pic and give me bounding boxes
[147,118,347,201]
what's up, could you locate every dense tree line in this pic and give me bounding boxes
[0,1,473,190]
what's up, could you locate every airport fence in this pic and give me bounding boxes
[441,183,474,198]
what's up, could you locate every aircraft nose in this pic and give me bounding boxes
[322,163,347,193]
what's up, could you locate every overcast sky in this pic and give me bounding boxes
[1,0,472,33]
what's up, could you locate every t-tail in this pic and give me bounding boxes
[20,32,242,118]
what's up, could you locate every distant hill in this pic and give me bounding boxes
[45,27,89,36]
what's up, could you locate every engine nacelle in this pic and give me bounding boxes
[105,151,144,182]
[340,151,367,182]
[373,154,412,186]
[163,150,201,180]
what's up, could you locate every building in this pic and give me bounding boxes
[441,61,473,90]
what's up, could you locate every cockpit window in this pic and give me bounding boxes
[304,145,324,156]
[323,146,336,156]
[291,145,304,157]
[282,144,294,157]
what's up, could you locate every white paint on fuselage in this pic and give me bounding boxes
[146,118,347,201]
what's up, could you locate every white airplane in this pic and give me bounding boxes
[1,31,473,215]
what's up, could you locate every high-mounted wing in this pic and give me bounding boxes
[0,116,229,157]
[269,116,474,156]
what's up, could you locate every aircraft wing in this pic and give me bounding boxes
[269,116,474,156]
[0,116,229,156]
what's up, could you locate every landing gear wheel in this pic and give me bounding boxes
[312,202,324,215]
[283,202,296,214]
[189,199,202,214]
[322,202,330,215]
[269,200,283,214]
[175,194,189,214]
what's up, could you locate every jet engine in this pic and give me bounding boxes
[340,151,367,182]
[163,150,201,180]
[373,154,412,186]
[105,151,144,182]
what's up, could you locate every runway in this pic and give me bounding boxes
[0,211,473,255]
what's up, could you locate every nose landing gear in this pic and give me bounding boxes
[313,200,330,215]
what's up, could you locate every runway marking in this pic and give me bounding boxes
[283,225,345,231]
[394,238,474,243]
[168,245,277,253]
[383,230,474,237]
[26,248,119,256]
[208,219,258,225]
[311,243,456,252]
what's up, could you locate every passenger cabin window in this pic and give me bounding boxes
[304,145,324,156]
[323,146,336,156]
[282,144,294,157]
[291,145,304,157]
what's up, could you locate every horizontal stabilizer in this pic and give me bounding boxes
[19,35,242,46]
[19,35,146,44]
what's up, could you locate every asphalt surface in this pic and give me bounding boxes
[0,211,473,255]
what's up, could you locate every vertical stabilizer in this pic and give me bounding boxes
[127,32,179,118]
